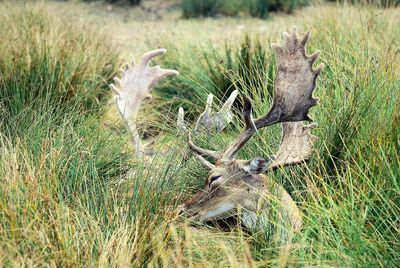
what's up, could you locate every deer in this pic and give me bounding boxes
[110,49,238,158]
[177,29,323,245]
[110,29,324,245]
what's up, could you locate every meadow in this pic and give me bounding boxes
[0,0,399,267]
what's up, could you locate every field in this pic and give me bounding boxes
[0,0,399,267]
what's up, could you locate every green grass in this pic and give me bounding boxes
[0,1,399,267]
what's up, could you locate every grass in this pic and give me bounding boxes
[0,1,399,267]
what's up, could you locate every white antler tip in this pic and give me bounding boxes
[271,43,281,51]
[140,48,168,66]
[177,107,186,131]
[206,94,214,108]
[220,90,239,112]
[301,30,311,46]
[113,77,122,85]
[314,63,325,74]
[110,83,120,95]
[230,90,239,98]
[283,32,290,40]
[309,50,320,63]
[169,70,179,76]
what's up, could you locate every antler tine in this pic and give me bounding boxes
[194,94,213,131]
[177,107,187,133]
[221,94,256,159]
[195,154,215,170]
[188,132,221,160]
[220,29,323,160]
[176,106,221,160]
[139,49,166,67]
[177,106,217,169]
[220,90,239,113]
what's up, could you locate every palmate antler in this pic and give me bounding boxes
[187,29,324,169]
[177,90,239,133]
[111,49,178,157]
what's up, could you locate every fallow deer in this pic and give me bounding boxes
[178,29,323,241]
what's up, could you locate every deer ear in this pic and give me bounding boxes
[242,157,273,174]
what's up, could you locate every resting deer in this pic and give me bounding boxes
[110,49,238,157]
[178,29,323,242]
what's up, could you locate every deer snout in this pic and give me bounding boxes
[176,204,186,216]
[176,204,196,216]
[177,205,202,226]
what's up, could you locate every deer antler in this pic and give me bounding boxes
[269,121,318,169]
[187,29,323,168]
[177,90,238,168]
[111,49,178,157]
[194,90,239,132]
[177,90,238,133]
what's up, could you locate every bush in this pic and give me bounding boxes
[182,0,307,18]
[182,0,217,18]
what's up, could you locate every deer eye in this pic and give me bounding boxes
[209,175,221,187]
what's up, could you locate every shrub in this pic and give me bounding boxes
[182,0,307,18]
[182,0,217,18]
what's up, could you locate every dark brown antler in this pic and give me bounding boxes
[187,29,323,168]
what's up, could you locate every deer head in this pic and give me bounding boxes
[110,49,179,157]
[179,29,323,234]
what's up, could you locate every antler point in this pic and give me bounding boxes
[110,83,120,95]
[301,30,311,46]
[271,43,282,52]
[314,63,325,75]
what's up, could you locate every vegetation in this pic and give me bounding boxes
[0,1,399,267]
[83,0,142,5]
[181,0,306,18]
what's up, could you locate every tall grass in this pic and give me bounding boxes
[0,1,399,267]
